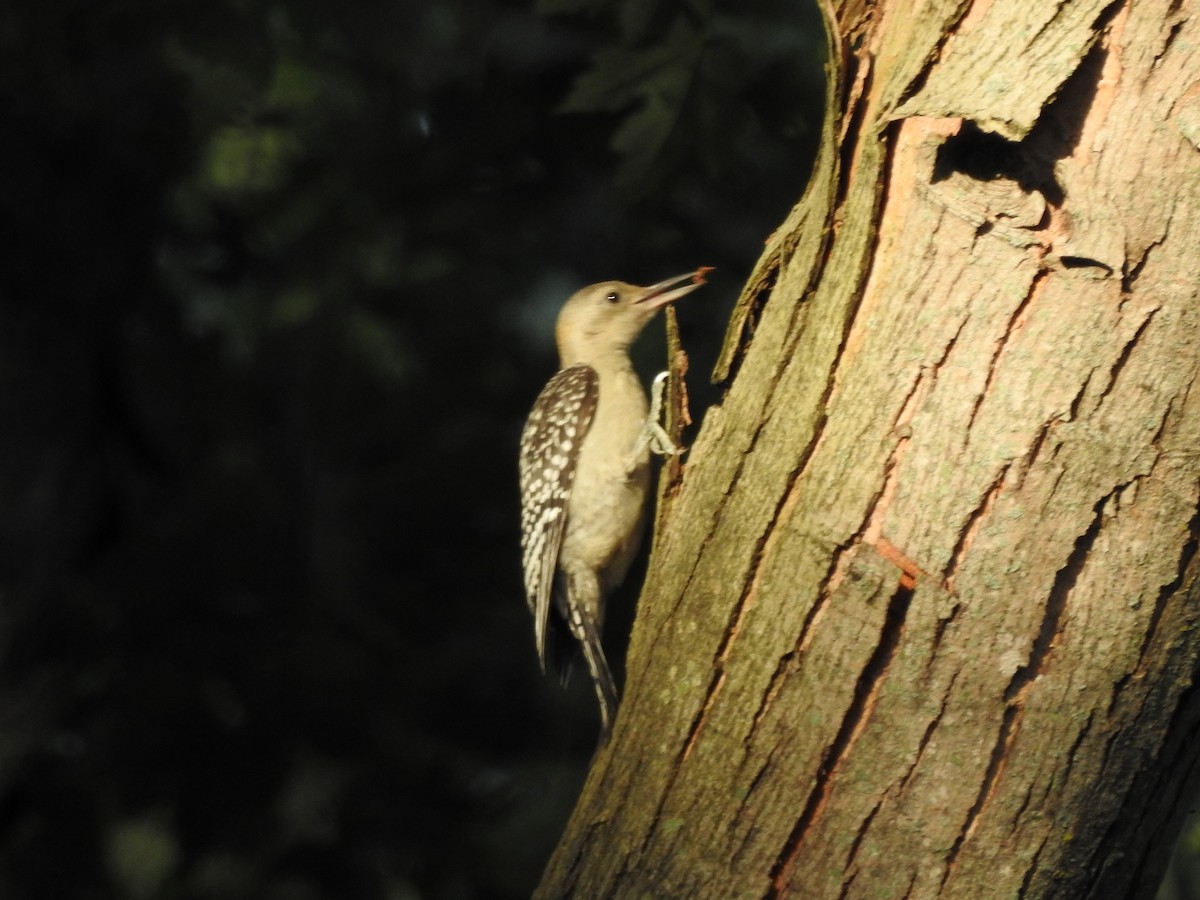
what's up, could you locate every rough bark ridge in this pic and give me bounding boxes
[539,0,1200,897]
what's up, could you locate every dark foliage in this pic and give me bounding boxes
[0,0,823,896]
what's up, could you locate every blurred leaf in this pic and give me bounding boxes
[265,58,324,111]
[206,124,303,194]
[265,56,366,122]
[105,810,181,899]
[403,248,459,286]
[276,752,349,845]
[618,0,668,43]
[561,17,705,191]
[559,17,702,115]
[270,285,322,328]
[1187,816,1200,853]
[352,227,408,289]
[346,310,414,383]
[165,37,262,131]
[189,852,257,897]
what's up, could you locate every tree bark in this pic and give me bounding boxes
[539,0,1200,897]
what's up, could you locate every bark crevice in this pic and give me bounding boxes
[945,463,1009,587]
[767,579,914,897]
[943,493,1108,886]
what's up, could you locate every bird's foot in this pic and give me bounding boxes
[644,371,681,457]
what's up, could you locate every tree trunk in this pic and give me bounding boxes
[538,0,1200,897]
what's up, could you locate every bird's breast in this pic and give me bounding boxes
[559,368,652,585]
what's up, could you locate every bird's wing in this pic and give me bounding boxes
[519,364,598,671]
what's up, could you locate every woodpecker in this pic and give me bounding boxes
[519,270,706,745]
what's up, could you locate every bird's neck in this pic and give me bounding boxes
[559,346,633,380]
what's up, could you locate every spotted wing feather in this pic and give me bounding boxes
[519,364,598,670]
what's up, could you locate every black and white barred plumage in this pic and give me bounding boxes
[519,364,599,668]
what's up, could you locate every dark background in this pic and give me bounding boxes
[2,1,1195,898]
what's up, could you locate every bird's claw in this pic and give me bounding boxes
[625,372,683,475]
[645,371,681,457]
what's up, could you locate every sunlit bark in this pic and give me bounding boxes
[540,1,1200,896]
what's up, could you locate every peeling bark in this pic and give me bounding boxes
[538,0,1200,897]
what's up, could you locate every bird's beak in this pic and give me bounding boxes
[633,268,711,310]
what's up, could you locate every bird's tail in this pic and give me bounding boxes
[572,608,618,747]
[556,569,619,747]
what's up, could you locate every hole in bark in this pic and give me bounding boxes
[931,41,1111,207]
[1060,256,1112,273]
[932,123,1023,184]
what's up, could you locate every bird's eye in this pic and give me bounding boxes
[605,291,620,304]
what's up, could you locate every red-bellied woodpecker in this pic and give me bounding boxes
[519,270,707,745]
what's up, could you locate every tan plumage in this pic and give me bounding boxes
[518,271,705,744]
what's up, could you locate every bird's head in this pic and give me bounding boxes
[555,270,707,366]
